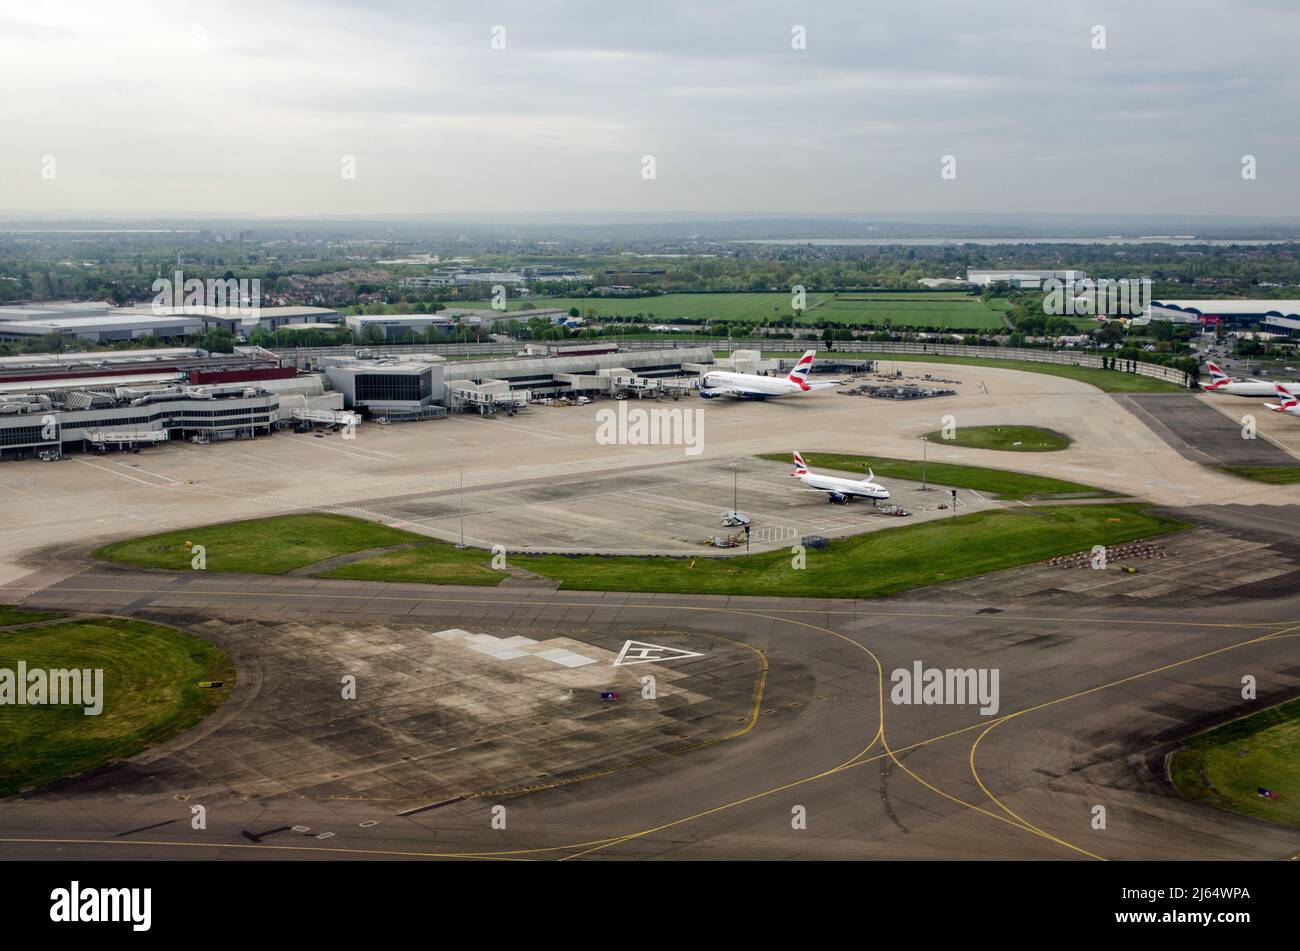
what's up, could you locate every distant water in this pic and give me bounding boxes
[736,237,1296,247]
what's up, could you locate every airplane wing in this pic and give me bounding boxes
[1263,402,1283,411]
[803,380,844,391]
[699,384,764,399]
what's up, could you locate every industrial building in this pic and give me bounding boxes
[967,268,1087,289]
[344,313,455,341]
[1140,299,1300,334]
[0,301,339,343]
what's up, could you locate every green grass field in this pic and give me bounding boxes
[507,504,1185,598]
[855,353,1188,393]
[447,291,1013,329]
[321,543,506,586]
[0,617,234,796]
[328,504,1184,599]
[815,296,1005,329]
[94,513,422,575]
[918,426,1072,453]
[1213,465,1300,485]
[449,293,823,322]
[1170,698,1300,829]
[762,452,1112,500]
[0,605,64,627]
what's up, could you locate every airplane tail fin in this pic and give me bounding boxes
[1275,382,1298,408]
[1204,361,1231,389]
[786,350,817,390]
[792,451,809,475]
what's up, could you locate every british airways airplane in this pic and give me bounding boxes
[1201,361,1295,398]
[1264,382,1300,418]
[789,451,891,504]
[699,350,842,400]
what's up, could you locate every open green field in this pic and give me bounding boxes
[509,504,1185,598]
[1170,698,1300,829]
[94,513,421,575]
[326,504,1184,599]
[0,618,234,796]
[449,293,823,322]
[761,452,1113,500]
[759,350,1190,392]
[919,426,1072,453]
[0,605,64,627]
[448,291,1011,329]
[1213,464,1300,485]
[815,296,1005,329]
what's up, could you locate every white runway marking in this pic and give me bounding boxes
[613,640,706,667]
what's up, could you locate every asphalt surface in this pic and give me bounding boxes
[2,551,1299,861]
[1115,393,1298,468]
[2,366,1298,861]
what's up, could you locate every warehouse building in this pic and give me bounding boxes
[344,313,455,341]
[1140,299,1300,332]
[967,268,1087,289]
[0,301,339,342]
[0,311,205,344]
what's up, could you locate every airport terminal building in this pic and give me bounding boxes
[0,342,720,459]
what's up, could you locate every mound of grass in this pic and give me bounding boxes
[919,426,1072,453]
[0,618,233,796]
[1170,698,1300,830]
[321,543,506,586]
[94,513,425,575]
[332,504,1186,599]
[0,606,64,627]
[1213,465,1300,485]
[762,452,1113,500]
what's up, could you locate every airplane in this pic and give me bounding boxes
[1263,382,1300,418]
[699,350,842,400]
[1200,361,1288,397]
[790,451,890,504]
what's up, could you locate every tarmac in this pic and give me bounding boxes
[2,361,1300,860]
[2,546,1299,861]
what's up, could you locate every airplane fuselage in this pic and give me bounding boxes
[796,470,890,501]
[1202,380,1285,397]
[700,370,809,398]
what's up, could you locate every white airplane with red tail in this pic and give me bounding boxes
[1264,382,1300,418]
[700,350,841,400]
[790,451,890,504]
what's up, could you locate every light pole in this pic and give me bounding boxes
[920,436,928,491]
[457,467,466,548]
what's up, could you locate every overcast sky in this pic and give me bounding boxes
[2,0,1297,217]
